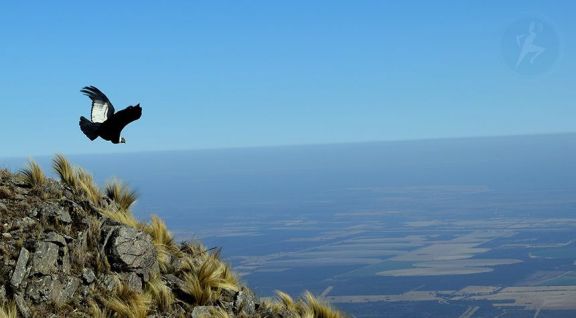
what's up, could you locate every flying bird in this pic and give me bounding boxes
[79,86,142,144]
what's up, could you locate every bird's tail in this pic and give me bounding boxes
[79,116,100,141]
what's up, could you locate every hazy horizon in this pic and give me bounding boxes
[3,130,576,159]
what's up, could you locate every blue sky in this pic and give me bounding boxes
[0,1,574,157]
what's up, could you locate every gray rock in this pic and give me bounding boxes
[121,271,143,293]
[82,268,96,284]
[27,208,38,217]
[20,217,36,227]
[26,275,60,303]
[61,245,71,274]
[104,225,158,281]
[234,287,257,316]
[219,288,236,312]
[99,274,120,292]
[0,202,7,212]
[30,241,59,275]
[0,285,6,302]
[2,232,11,239]
[43,231,67,246]
[39,203,72,224]
[14,292,31,318]
[164,274,188,294]
[11,247,30,288]
[54,276,80,304]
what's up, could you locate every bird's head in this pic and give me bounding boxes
[120,137,126,144]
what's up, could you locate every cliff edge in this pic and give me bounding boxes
[0,155,346,318]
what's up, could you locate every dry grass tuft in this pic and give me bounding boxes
[105,179,138,210]
[99,207,140,229]
[0,301,17,318]
[181,252,239,305]
[87,300,110,318]
[301,291,346,318]
[145,274,175,312]
[269,291,347,318]
[53,154,78,189]
[144,215,179,272]
[20,159,47,188]
[101,281,152,318]
[76,168,102,204]
[276,290,297,312]
[53,155,103,204]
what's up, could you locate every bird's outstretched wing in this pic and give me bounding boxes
[81,86,115,123]
[110,105,142,133]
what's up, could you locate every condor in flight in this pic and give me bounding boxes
[79,86,142,144]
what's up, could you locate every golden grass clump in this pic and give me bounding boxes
[20,159,47,188]
[76,168,102,204]
[270,291,347,318]
[144,215,179,272]
[99,207,140,229]
[181,252,239,305]
[145,274,175,312]
[105,179,138,210]
[100,281,152,318]
[301,291,346,318]
[53,154,103,205]
[275,290,298,312]
[53,154,78,189]
[0,301,17,318]
[87,300,110,318]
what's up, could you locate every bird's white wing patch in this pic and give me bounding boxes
[91,100,110,123]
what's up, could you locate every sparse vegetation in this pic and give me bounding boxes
[302,291,346,318]
[100,281,152,318]
[0,155,348,318]
[105,179,138,210]
[145,274,175,312]
[144,215,180,273]
[180,252,240,305]
[76,167,102,204]
[19,159,47,188]
[53,153,78,189]
[0,301,17,318]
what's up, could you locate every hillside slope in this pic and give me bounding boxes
[0,155,346,318]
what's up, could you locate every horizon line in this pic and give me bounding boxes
[2,131,576,160]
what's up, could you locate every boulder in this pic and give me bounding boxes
[39,203,72,224]
[54,276,80,304]
[43,232,67,246]
[234,287,257,316]
[30,242,59,275]
[103,224,158,281]
[98,273,120,292]
[11,247,30,288]
[14,292,31,318]
[120,271,143,293]
[26,275,59,303]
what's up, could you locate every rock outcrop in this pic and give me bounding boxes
[0,159,346,317]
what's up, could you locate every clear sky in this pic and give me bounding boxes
[0,1,574,157]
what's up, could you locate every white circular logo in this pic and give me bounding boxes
[502,18,559,75]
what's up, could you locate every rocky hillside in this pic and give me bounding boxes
[0,155,346,318]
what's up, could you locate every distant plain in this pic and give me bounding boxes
[2,134,576,317]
